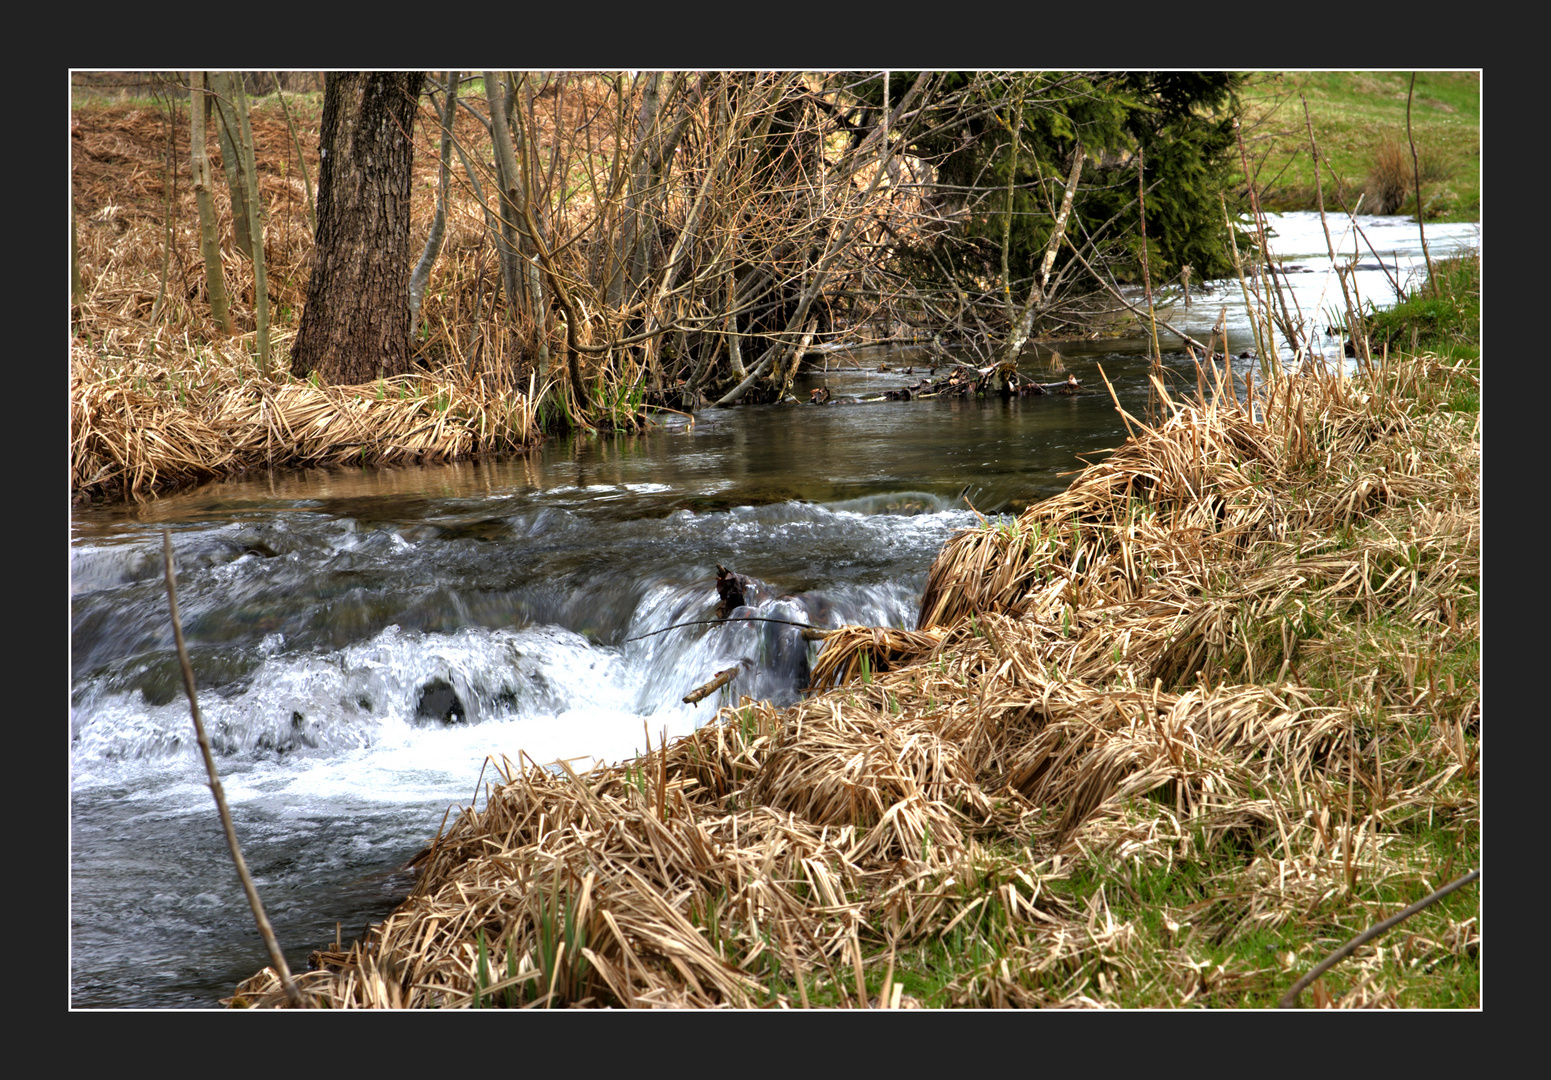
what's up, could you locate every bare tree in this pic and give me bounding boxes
[190,72,234,335]
[228,75,272,375]
[484,71,529,329]
[410,70,457,341]
[378,71,1238,423]
[206,73,255,262]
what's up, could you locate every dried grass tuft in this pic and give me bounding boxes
[72,96,553,503]
[71,341,540,501]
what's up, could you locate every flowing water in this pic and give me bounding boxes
[69,213,1479,1007]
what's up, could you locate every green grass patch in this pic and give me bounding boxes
[1241,72,1479,223]
[1366,253,1480,363]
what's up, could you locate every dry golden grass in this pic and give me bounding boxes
[229,350,1479,1009]
[71,339,542,501]
[71,93,575,503]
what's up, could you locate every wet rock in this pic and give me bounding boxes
[430,517,512,542]
[417,678,466,724]
[257,710,320,754]
[716,565,752,619]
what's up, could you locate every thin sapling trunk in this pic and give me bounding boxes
[191,72,234,335]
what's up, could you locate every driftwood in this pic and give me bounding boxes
[810,370,1081,406]
[683,666,738,706]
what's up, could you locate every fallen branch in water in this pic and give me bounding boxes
[624,615,833,643]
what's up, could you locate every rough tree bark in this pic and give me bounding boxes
[290,72,425,384]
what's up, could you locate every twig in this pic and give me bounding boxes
[162,529,304,1007]
[1060,241,1212,355]
[683,666,738,706]
[1278,868,1479,1008]
[1405,74,1436,295]
[1302,95,1366,356]
[1137,146,1162,368]
[1306,156,1403,302]
[623,615,821,643]
[1235,119,1301,362]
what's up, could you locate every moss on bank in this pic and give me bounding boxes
[1366,252,1481,363]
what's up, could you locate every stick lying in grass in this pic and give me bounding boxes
[163,529,304,1007]
[1278,868,1480,1008]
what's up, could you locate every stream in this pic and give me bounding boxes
[69,213,1479,1007]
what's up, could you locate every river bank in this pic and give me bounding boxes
[229,328,1480,1008]
[71,341,547,503]
[71,207,1480,507]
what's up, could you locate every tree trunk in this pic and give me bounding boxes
[997,145,1084,367]
[146,80,177,331]
[484,72,527,323]
[190,74,234,334]
[71,195,82,315]
[513,76,551,378]
[290,72,425,384]
[608,72,663,310]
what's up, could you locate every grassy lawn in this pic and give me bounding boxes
[1239,71,1480,223]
